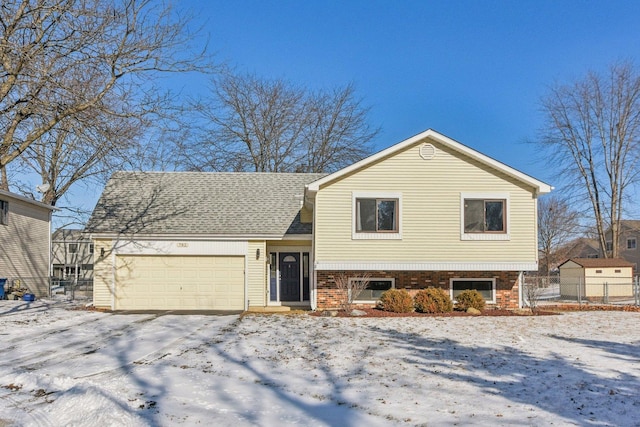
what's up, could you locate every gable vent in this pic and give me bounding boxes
[419,143,436,160]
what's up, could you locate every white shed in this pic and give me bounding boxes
[558,258,634,301]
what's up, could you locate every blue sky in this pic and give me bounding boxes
[59,1,640,224]
[176,0,640,186]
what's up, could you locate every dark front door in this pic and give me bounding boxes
[279,252,300,301]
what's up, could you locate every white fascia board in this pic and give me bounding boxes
[0,189,58,211]
[315,261,538,271]
[305,129,553,195]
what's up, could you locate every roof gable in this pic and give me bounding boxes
[559,258,635,269]
[306,129,552,194]
[85,172,325,237]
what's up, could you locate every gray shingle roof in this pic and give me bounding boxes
[85,172,325,236]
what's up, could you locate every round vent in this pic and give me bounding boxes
[419,143,436,160]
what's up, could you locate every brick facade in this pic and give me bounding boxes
[316,270,521,310]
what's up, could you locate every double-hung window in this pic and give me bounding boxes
[353,192,402,239]
[627,238,636,250]
[461,193,509,240]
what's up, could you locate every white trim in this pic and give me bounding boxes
[306,129,552,195]
[0,189,58,211]
[460,192,510,241]
[244,254,249,311]
[113,240,248,256]
[280,234,312,241]
[315,261,538,271]
[450,277,497,304]
[352,191,402,240]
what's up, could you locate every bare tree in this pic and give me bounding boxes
[538,62,640,258]
[183,70,378,173]
[334,273,371,313]
[538,195,580,274]
[0,0,209,191]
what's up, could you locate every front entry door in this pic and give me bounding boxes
[279,252,300,301]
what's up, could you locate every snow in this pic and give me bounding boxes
[0,300,639,426]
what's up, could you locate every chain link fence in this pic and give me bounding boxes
[523,273,640,307]
[50,278,93,300]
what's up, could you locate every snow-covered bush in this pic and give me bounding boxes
[378,289,413,313]
[414,288,453,313]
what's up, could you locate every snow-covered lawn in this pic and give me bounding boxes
[0,301,638,426]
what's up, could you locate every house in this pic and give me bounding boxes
[86,129,552,311]
[0,189,56,298]
[51,228,94,286]
[558,258,635,301]
[605,220,640,268]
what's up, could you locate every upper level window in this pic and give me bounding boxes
[0,200,7,225]
[68,243,78,253]
[627,238,636,250]
[460,193,510,241]
[356,198,398,232]
[464,199,505,233]
[89,244,95,254]
[352,192,402,240]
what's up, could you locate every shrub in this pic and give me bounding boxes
[455,289,486,311]
[378,289,414,313]
[414,288,453,313]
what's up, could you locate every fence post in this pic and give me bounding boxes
[603,282,608,304]
[577,278,582,307]
[636,276,640,307]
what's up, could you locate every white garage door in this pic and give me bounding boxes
[115,255,245,310]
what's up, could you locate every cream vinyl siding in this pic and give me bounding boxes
[92,239,113,309]
[0,197,51,296]
[314,140,538,264]
[114,255,244,310]
[247,241,266,306]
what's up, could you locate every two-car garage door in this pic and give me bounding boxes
[114,255,245,310]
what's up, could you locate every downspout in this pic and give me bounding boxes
[518,271,524,309]
[306,187,318,311]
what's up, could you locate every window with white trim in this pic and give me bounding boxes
[464,199,505,233]
[451,278,496,303]
[0,200,7,225]
[356,198,398,232]
[352,192,402,240]
[460,193,509,240]
[349,278,395,301]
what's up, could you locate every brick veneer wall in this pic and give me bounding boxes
[316,270,521,310]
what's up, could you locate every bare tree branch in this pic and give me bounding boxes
[182,70,378,173]
[538,61,640,258]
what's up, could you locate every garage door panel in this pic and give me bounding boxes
[115,255,245,310]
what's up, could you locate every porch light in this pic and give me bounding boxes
[256,248,260,260]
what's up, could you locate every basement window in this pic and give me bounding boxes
[451,278,496,303]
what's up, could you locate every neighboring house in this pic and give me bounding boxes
[605,220,640,268]
[51,228,94,282]
[558,258,634,300]
[0,189,56,298]
[85,129,552,311]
